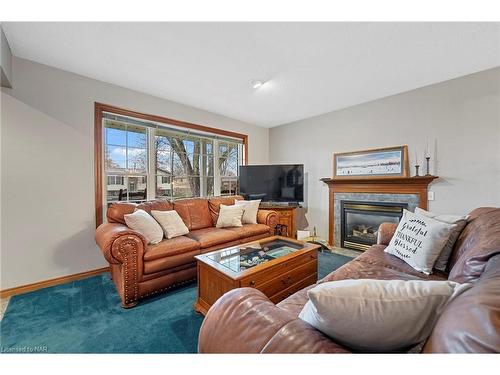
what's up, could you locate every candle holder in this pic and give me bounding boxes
[425,156,431,176]
[414,164,420,177]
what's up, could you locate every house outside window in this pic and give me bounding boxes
[102,111,245,209]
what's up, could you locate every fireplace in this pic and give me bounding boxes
[340,201,407,251]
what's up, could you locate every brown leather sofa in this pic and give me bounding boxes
[198,207,500,353]
[95,195,278,308]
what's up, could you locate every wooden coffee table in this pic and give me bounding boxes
[194,235,319,315]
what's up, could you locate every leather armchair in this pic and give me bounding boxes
[198,288,349,353]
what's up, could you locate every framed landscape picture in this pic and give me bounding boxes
[333,145,409,178]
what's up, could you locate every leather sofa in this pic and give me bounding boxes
[95,195,278,308]
[198,207,500,353]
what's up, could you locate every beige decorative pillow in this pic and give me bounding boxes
[151,210,189,239]
[216,204,244,228]
[124,209,163,244]
[235,199,261,224]
[384,209,457,274]
[415,207,469,271]
[299,279,472,352]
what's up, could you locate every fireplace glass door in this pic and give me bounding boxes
[341,201,406,251]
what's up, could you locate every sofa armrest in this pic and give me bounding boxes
[95,222,147,264]
[377,222,399,246]
[257,209,278,229]
[198,288,350,353]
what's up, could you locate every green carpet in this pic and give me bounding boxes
[0,251,352,353]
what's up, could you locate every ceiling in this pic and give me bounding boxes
[3,22,500,127]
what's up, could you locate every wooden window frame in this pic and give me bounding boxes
[94,102,248,227]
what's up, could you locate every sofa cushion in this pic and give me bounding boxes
[144,249,201,274]
[235,199,261,224]
[216,204,244,228]
[124,209,164,245]
[448,207,500,283]
[299,279,471,352]
[277,246,448,319]
[208,195,244,223]
[136,200,173,214]
[151,210,189,239]
[226,224,270,239]
[384,209,457,275]
[186,227,239,248]
[174,198,213,230]
[414,207,469,271]
[144,236,200,261]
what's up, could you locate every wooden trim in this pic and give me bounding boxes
[333,145,409,179]
[94,102,249,227]
[95,103,104,228]
[0,267,110,299]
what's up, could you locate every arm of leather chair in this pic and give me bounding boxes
[95,222,147,264]
[198,288,350,353]
[377,222,399,245]
[257,209,278,229]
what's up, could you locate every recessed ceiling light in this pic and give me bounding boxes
[251,80,263,89]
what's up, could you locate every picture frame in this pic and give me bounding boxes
[333,145,409,178]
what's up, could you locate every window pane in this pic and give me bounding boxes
[221,178,238,196]
[187,154,200,176]
[127,127,147,148]
[205,177,214,196]
[173,152,187,175]
[106,174,126,202]
[183,139,198,154]
[228,144,238,159]
[219,157,238,177]
[127,176,147,202]
[127,147,147,173]
[204,157,214,177]
[219,143,228,155]
[155,135,172,151]
[105,127,126,146]
[105,146,126,171]
[156,149,172,174]
[156,175,172,198]
[173,177,200,199]
[204,141,213,155]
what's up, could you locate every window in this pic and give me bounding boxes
[96,103,247,225]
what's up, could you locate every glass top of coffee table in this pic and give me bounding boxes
[200,238,306,274]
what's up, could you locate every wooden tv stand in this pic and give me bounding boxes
[259,203,298,238]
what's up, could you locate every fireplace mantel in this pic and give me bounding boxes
[321,176,439,246]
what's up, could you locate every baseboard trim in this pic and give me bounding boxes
[0,267,110,299]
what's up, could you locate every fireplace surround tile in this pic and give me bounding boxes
[333,193,419,247]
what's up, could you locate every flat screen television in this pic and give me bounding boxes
[239,164,304,203]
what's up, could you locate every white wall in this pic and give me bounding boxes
[270,67,500,239]
[1,57,269,289]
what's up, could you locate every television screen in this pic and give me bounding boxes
[239,164,304,202]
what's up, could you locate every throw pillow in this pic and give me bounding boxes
[299,279,472,352]
[124,209,163,245]
[384,209,457,274]
[216,204,244,228]
[414,207,469,271]
[151,210,189,239]
[235,199,261,224]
